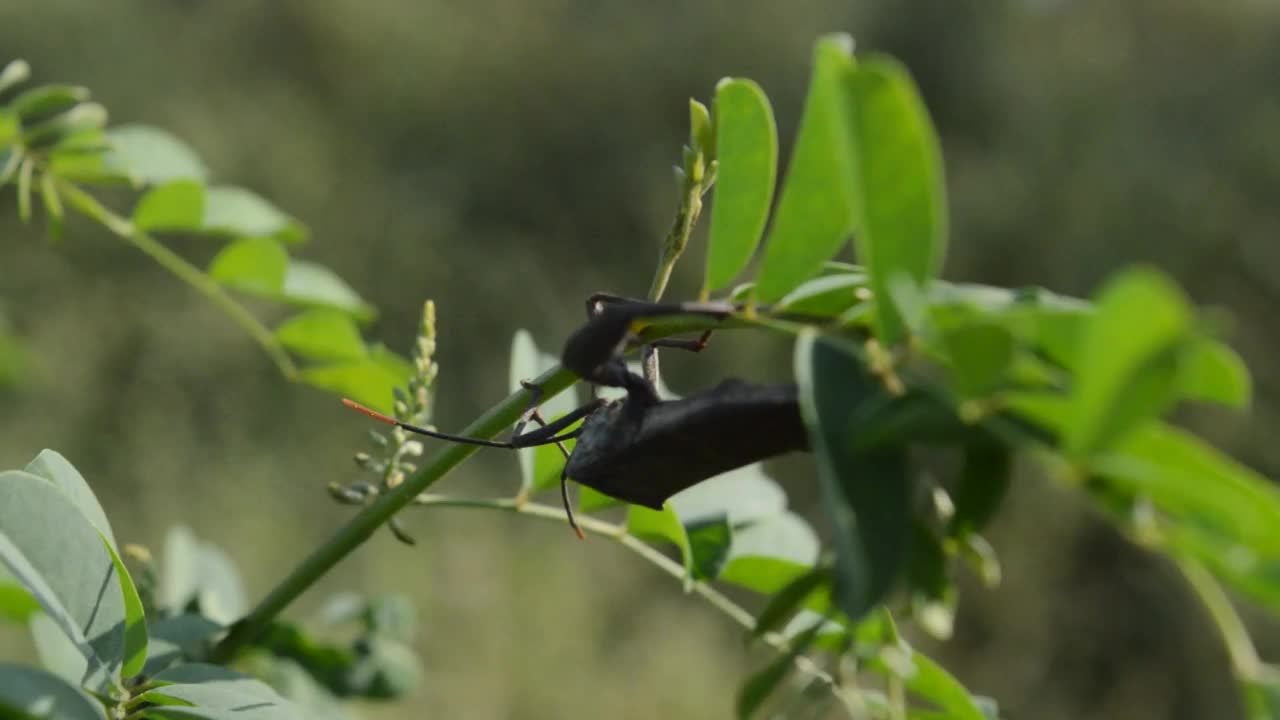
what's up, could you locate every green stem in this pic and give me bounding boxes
[647,179,703,302]
[210,365,578,662]
[1178,559,1261,680]
[54,179,299,380]
[406,494,853,705]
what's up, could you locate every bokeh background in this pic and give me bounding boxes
[2,1,1279,718]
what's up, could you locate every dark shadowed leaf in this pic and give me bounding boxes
[685,515,733,581]
[0,663,106,720]
[795,331,912,621]
[703,78,777,293]
[753,35,858,303]
[845,57,948,344]
[948,443,1012,537]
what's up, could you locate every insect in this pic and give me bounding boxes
[343,294,808,537]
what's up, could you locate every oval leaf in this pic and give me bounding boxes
[281,260,375,320]
[275,309,368,363]
[24,449,117,551]
[0,471,128,690]
[703,78,777,293]
[753,35,858,303]
[202,185,306,244]
[0,663,106,720]
[208,237,287,295]
[102,124,207,185]
[133,180,206,232]
[846,57,948,344]
[795,331,912,621]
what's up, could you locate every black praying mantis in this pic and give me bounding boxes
[342,294,808,538]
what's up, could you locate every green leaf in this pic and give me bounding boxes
[0,111,18,149]
[669,463,786,527]
[17,156,32,221]
[102,124,208,185]
[719,512,820,594]
[736,618,826,719]
[508,330,579,495]
[750,564,833,640]
[281,260,375,320]
[689,98,714,156]
[577,486,620,513]
[143,663,300,718]
[208,237,288,295]
[1177,338,1251,409]
[0,569,39,622]
[0,60,31,95]
[776,272,868,317]
[0,663,106,720]
[753,34,858,303]
[684,515,733,581]
[39,171,63,240]
[0,471,129,691]
[133,180,206,232]
[101,537,147,678]
[948,443,1011,537]
[846,57,948,344]
[901,648,988,712]
[29,611,88,684]
[195,543,246,625]
[159,525,200,613]
[202,185,306,244]
[10,84,88,122]
[22,102,107,149]
[143,614,224,677]
[938,320,1015,398]
[627,504,693,582]
[795,331,912,621]
[703,78,777,293]
[275,310,368,363]
[24,449,117,550]
[1068,268,1193,456]
[301,359,411,414]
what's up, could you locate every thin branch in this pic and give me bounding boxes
[54,179,299,380]
[1177,559,1262,679]
[406,494,854,705]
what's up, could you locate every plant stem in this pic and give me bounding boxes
[210,365,579,663]
[647,178,703,302]
[54,179,299,380]
[1178,559,1261,679]
[405,493,852,703]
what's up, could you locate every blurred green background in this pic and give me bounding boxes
[2,0,1279,717]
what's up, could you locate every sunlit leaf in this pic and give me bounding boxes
[133,180,205,232]
[281,260,375,321]
[1068,268,1193,456]
[719,512,821,594]
[275,309,368,363]
[202,185,306,244]
[102,124,207,185]
[302,359,410,414]
[703,78,777,293]
[208,237,288,295]
[1177,338,1251,409]
[24,449,117,551]
[845,57,948,343]
[10,84,88,122]
[102,536,148,678]
[754,34,858,303]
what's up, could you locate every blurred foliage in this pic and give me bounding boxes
[1,1,1279,719]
